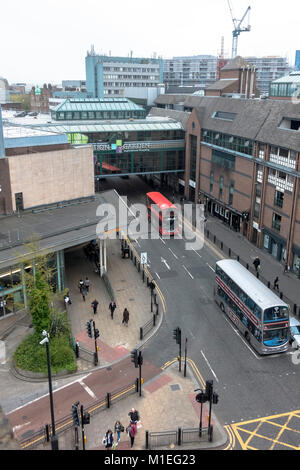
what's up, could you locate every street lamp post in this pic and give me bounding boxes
[40,330,59,450]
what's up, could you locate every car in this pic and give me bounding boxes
[289,317,300,348]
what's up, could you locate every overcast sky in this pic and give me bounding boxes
[0,0,299,85]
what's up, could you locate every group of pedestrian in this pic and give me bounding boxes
[103,408,140,450]
[78,277,90,301]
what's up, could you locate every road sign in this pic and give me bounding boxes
[141,252,147,265]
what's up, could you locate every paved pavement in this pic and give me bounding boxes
[0,236,228,451]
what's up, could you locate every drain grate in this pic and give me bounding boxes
[170,384,180,391]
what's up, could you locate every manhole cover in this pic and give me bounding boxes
[129,298,135,301]
[170,384,180,391]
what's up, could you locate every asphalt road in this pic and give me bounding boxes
[2,175,300,450]
[100,176,300,427]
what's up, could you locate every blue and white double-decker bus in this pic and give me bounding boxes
[215,260,290,355]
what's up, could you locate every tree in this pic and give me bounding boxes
[28,269,51,335]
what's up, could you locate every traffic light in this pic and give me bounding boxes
[138,350,143,366]
[72,404,80,426]
[195,390,207,403]
[94,328,100,339]
[205,380,213,400]
[82,412,90,425]
[173,327,181,345]
[212,392,219,404]
[131,349,138,368]
[86,321,92,338]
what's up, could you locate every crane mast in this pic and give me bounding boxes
[227,0,251,58]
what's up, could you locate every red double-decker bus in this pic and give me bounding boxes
[146,192,179,236]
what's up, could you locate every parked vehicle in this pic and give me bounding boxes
[289,317,300,348]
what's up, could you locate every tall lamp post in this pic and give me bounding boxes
[40,330,59,450]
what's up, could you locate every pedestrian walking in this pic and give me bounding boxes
[103,429,114,449]
[81,287,87,301]
[128,408,139,424]
[253,257,261,272]
[114,420,124,442]
[273,276,279,291]
[126,422,137,448]
[84,277,90,293]
[78,279,84,292]
[64,294,72,306]
[91,299,99,314]
[109,300,117,319]
[122,308,129,326]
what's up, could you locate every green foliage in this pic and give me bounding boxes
[29,270,51,335]
[13,331,76,375]
[49,310,71,337]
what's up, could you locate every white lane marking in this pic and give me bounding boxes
[168,247,178,259]
[182,265,194,279]
[135,239,141,247]
[6,374,92,415]
[12,422,31,433]
[79,380,97,399]
[159,236,166,245]
[161,257,171,270]
[201,350,219,383]
[222,315,260,359]
[155,272,161,279]
[192,248,202,258]
[206,263,215,273]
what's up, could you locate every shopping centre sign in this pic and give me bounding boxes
[93,141,151,153]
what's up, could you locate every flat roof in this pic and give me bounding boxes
[0,190,129,270]
[3,124,68,148]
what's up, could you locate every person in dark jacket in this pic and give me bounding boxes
[91,299,99,314]
[128,408,139,423]
[122,308,129,326]
[109,300,117,319]
[253,257,261,272]
[104,429,114,449]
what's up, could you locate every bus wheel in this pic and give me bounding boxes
[245,331,250,343]
[220,303,225,313]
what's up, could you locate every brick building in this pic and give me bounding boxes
[152,93,300,273]
[30,84,53,113]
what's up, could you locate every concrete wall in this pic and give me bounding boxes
[7,145,94,211]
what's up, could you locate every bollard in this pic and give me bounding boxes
[45,424,50,442]
[221,242,223,250]
[256,272,259,279]
[145,431,149,450]
[280,292,283,299]
[246,263,249,270]
[156,303,159,315]
[140,327,143,341]
[294,304,297,315]
[213,235,216,244]
[237,255,239,262]
[153,314,156,326]
[106,392,111,409]
[177,427,182,446]
[268,281,270,289]
[229,248,231,257]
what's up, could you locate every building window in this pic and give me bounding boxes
[274,190,284,208]
[210,172,214,192]
[229,181,234,205]
[272,213,282,232]
[219,176,224,200]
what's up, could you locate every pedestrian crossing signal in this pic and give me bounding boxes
[86,321,92,338]
[131,349,138,367]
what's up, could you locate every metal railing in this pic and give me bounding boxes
[145,426,211,449]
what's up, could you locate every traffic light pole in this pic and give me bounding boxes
[92,320,99,365]
[184,337,187,377]
[138,351,142,397]
[80,405,86,450]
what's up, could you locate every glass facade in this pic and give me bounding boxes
[202,129,254,156]
[0,251,65,320]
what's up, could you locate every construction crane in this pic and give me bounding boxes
[227,1,251,58]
